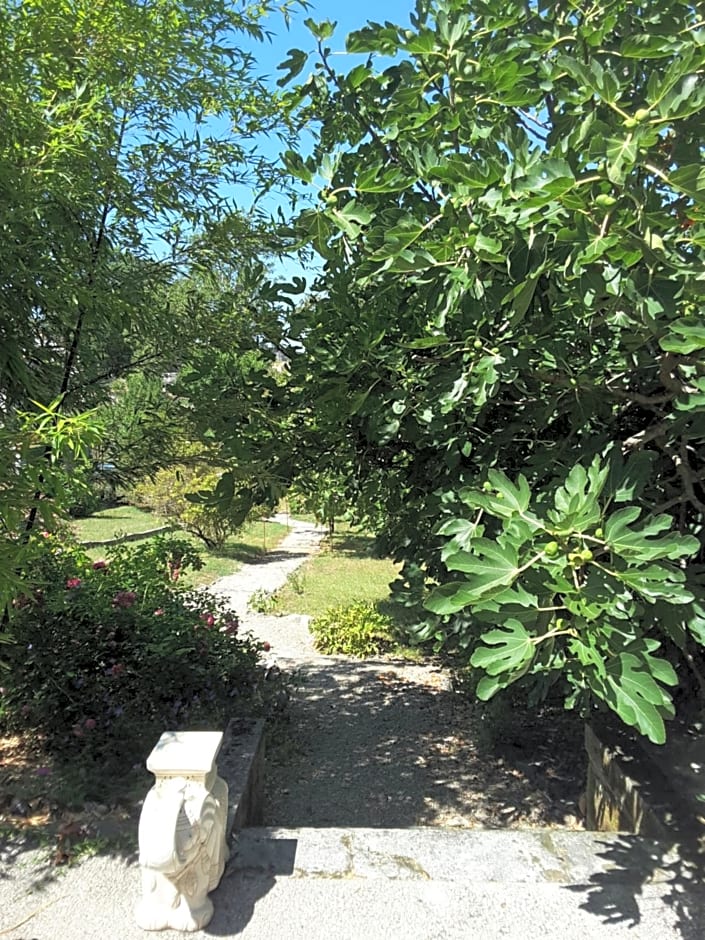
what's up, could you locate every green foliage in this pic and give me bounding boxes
[274,0,705,740]
[132,463,256,549]
[93,373,186,488]
[0,532,272,775]
[422,454,696,743]
[0,0,293,411]
[311,601,397,658]
[0,402,101,617]
[288,470,350,534]
[249,588,279,614]
[0,0,297,608]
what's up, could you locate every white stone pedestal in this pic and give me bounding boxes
[135,731,229,932]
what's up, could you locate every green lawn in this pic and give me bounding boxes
[271,525,401,618]
[70,506,289,587]
[70,505,169,542]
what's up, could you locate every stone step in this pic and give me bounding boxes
[232,825,674,885]
[2,826,700,939]
[213,826,697,940]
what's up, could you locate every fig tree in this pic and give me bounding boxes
[595,194,617,208]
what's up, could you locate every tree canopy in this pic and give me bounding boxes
[4,0,705,743]
[0,0,298,610]
[272,0,705,741]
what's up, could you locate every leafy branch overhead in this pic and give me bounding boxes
[426,456,697,743]
[275,0,705,741]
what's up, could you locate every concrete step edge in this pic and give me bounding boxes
[232,825,678,886]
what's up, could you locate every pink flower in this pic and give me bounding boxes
[72,724,84,738]
[199,612,216,628]
[262,641,271,652]
[66,577,82,589]
[41,530,50,538]
[92,560,108,570]
[112,590,137,608]
[110,663,125,677]
[84,718,97,730]
[153,608,165,616]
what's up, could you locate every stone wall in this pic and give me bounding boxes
[585,719,705,848]
[80,525,175,549]
[584,723,667,838]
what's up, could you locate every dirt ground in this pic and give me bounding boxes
[263,656,586,831]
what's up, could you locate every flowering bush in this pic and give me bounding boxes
[0,532,276,774]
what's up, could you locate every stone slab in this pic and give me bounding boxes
[0,827,701,940]
[233,826,679,885]
[146,730,223,777]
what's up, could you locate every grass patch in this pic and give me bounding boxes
[70,506,289,588]
[269,523,425,660]
[273,525,399,618]
[70,505,169,542]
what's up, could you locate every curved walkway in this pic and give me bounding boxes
[206,518,585,831]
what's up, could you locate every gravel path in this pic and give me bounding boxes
[206,517,586,832]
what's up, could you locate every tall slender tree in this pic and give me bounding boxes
[0,0,299,611]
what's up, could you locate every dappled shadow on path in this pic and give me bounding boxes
[242,550,308,567]
[565,832,705,939]
[265,658,585,830]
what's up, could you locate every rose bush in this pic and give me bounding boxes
[0,532,275,774]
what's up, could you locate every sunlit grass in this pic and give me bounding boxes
[273,524,401,618]
[70,506,289,587]
[69,505,168,542]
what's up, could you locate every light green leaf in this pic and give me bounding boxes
[605,507,700,561]
[282,150,313,183]
[615,565,694,603]
[470,619,534,676]
[403,335,450,349]
[620,34,677,58]
[473,233,503,258]
[600,649,676,744]
[437,516,483,547]
[487,470,531,514]
[424,581,482,615]
[371,219,426,259]
[475,674,508,701]
[668,165,705,204]
[304,18,336,41]
[356,166,414,192]
[605,136,638,185]
[426,540,521,612]
[660,319,705,354]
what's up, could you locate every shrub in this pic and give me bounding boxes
[248,588,279,614]
[0,531,275,781]
[131,464,247,549]
[310,602,396,658]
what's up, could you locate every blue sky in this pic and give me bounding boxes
[254,0,417,81]
[235,0,418,283]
